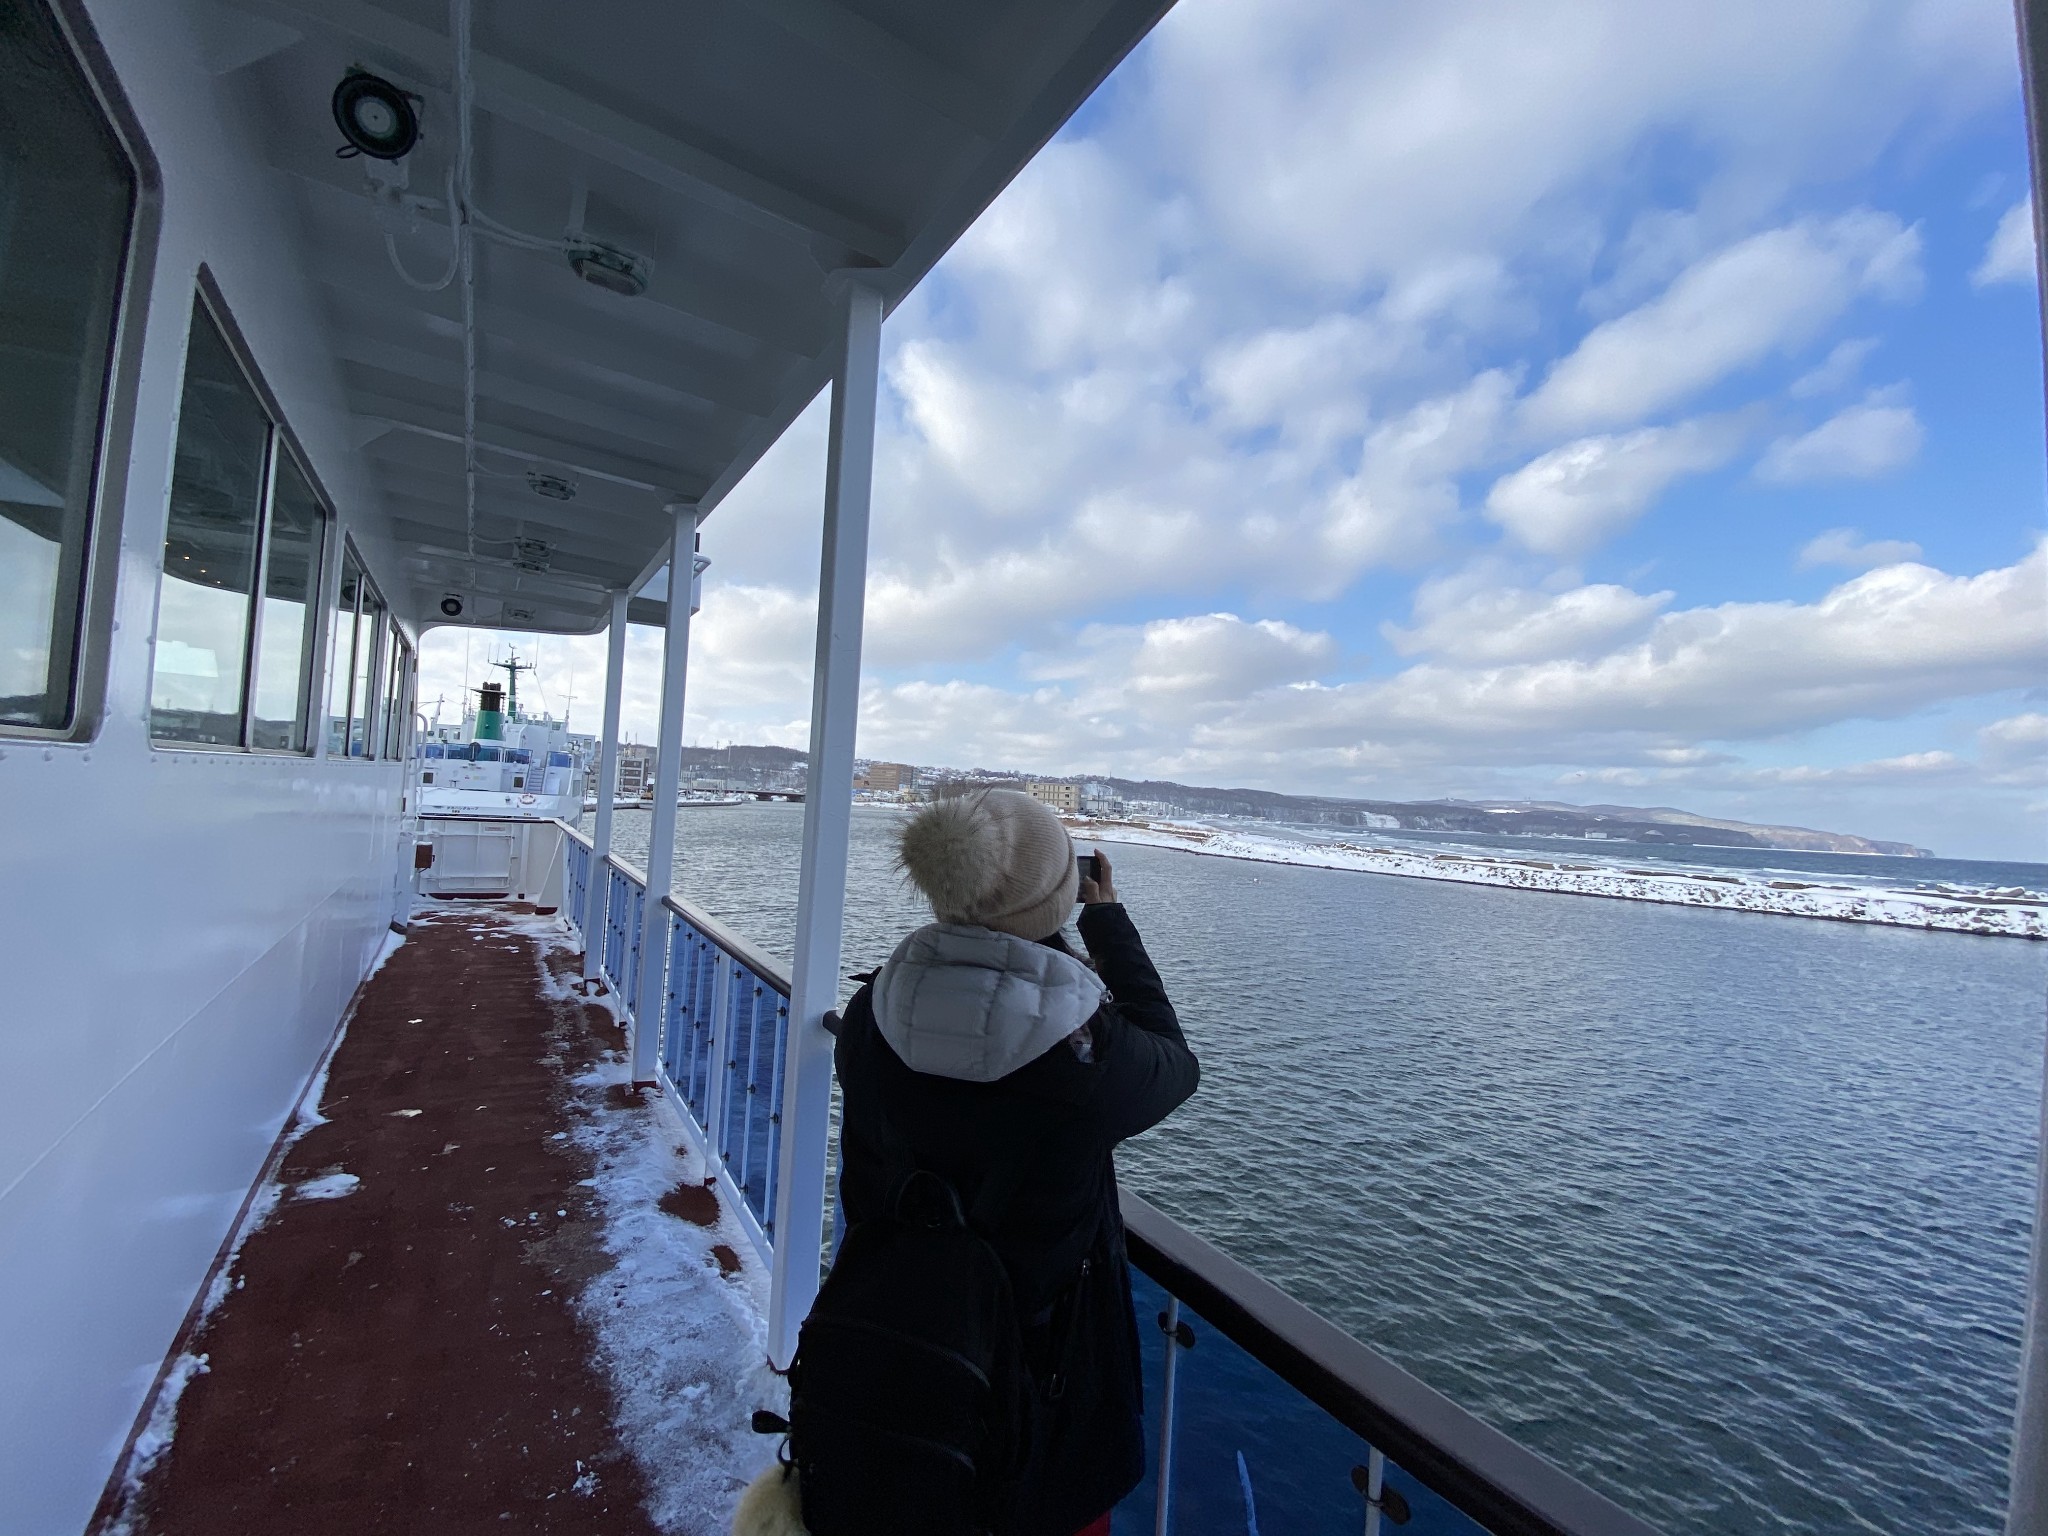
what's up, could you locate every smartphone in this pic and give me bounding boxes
[1077,853,1100,883]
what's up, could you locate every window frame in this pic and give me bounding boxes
[2,0,163,743]
[250,438,329,753]
[380,620,415,762]
[324,538,409,764]
[149,277,339,757]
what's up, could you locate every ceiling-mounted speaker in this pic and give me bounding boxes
[333,71,420,161]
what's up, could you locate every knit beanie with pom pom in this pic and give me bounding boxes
[897,789,1078,940]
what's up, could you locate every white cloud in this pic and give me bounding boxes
[1385,575,1673,664]
[1202,313,1389,446]
[1980,711,2048,783]
[1757,389,1924,483]
[1095,613,1339,702]
[1796,526,1925,570]
[1973,198,2036,287]
[1788,336,1878,398]
[1484,418,1743,555]
[1737,750,1964,784]
[943,137,1195,373]
[1145,0,2009,294]
[844,548,2048,796]
[1521,212,1922,436]
[1310,370,1515,585]
[1318,544,2048,745]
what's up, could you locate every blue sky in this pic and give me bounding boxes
[422,0,2048,861]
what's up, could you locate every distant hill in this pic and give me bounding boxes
[1088,778,1931,857]
[689,745,1933,856]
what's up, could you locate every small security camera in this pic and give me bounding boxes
[438,593,465,619]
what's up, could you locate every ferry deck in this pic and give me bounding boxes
[3,1,2044,1532]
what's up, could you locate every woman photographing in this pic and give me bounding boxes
[740,788,1198,1536]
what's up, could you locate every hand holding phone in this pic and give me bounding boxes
[1076,848,1116,905]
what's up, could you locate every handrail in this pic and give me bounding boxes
[559,820,593,851]
[1118,1191,1663,1536]
[604,850,651,887]
[661,892,793,999]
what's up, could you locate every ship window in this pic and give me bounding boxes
[348,587,383,757]
[150,295,336,752]
[327,549,362,755]
[150,305,268,745]
[250,449,323,750]
[0,0,138,734]
[380,621,412,760]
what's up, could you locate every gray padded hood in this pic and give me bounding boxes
[872,922,1107,1084]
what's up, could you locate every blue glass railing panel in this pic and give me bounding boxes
[601,865,632,994]
[714,973,788,1232]
[623,885,645,1015]
[565,836,590,932]
[651,897,794,1249]
[660,921,719,1123]
[683,934,719,1117]
[595,859,653,1026]
[1116,1269,1481,1536]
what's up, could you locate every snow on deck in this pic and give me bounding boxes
[94,905,779,1536]
[1074,821,2047,939]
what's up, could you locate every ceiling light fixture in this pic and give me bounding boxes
[526,470,577,500]
[565,236,651,298]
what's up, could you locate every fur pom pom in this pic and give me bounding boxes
[732,1464,806,1536]
[897,794,1005,921]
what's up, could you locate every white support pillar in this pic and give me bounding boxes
[632,504,702,1085]
[769,279,883,1368]
[582,588,630,985]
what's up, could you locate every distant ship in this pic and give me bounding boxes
[418,655,584,822]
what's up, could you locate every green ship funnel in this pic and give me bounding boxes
[475,681,505,741]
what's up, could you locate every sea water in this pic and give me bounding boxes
[586,804,2045,1535]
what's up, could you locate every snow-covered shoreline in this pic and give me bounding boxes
[1068,820,2048,940]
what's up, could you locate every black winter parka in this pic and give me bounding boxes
[833,901,1198,1535]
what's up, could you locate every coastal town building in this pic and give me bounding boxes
[1026,780,1082,813]
[865,761,916,793]
[1080,780,1123,816]
[615,743,656,801]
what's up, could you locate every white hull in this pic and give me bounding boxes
[420,786,583,821]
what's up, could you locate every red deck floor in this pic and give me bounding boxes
[96,908,671,1536]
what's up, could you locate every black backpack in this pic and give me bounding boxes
[779,1164,1037,1536]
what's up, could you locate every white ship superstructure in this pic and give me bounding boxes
[418,658,583,820]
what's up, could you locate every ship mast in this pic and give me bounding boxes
[490,652,536,722]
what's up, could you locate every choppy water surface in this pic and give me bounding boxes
[588,804,2045,1534]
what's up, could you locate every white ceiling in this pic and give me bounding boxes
[217,0,1174,632]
